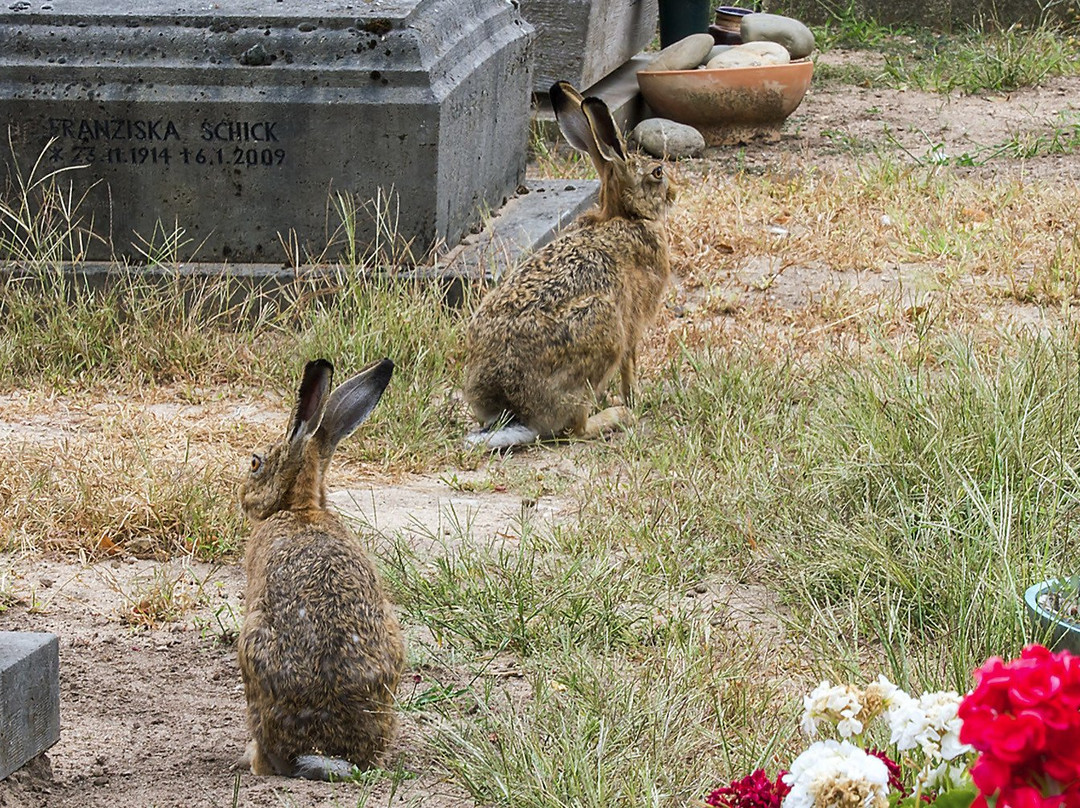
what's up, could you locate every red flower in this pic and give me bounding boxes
[867,748,907,796]
[705,769,791,808]
[999,783,1056,808]
[969,754,1015,795]
[981,710,1047,763]
[960,645,1080,808]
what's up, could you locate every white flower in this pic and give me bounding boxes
[863,675,900,707]
[917,760,971,792]
[800,676,900,740]
[801,681,866,739]
[886,690,971,761]
[782,740,891,808]
[886,693,925,750]
[835,711,864,739]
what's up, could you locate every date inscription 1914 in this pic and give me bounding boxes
[44,117,287,170]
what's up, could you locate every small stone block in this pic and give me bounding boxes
[0,632,60,781]
[532,55,652,141]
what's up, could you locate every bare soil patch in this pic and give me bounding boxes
[728,49,1080,180]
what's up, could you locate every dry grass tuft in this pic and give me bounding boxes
[0,392,248,558]
[112,561,213,629]
[671,160,1078,289]
[0,445,241,559]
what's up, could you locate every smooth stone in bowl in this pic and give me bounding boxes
[707,48,765,68]
[629,118,706,159]
[740,13,815,59]
[704,44,736,64]
[738,40,791,64]
[642,33,716,72]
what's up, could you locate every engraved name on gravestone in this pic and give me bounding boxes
[0,0,533,263]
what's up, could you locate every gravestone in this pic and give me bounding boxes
[520,0,658,93]
[0,0,534,263]
[0,632,60,780]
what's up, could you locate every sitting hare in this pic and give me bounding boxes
[238,358,404,780]
[464,80,677,450]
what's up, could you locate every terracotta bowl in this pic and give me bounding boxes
[637,59,814,146]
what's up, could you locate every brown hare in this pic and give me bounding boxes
[464,80,677,450]
[238,358,404,780]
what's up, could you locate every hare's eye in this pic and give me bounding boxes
[651,166,664,180]
[250,454,263,474]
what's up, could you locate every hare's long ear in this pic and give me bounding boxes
[287,359,333,449]
[551,81,614,175]
[581,97,627,163]
[314,358,394,463]
[550,81,593,153]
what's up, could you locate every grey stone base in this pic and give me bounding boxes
[0,179,599,308]
[0,632,60,781]
[0,0,534,263]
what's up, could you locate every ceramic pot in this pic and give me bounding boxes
[1024,580,1080,654]
[713,5,753,43]
[637,59,814,146]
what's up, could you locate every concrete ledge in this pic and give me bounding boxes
[0,632,60,781]
[441,179,599,282]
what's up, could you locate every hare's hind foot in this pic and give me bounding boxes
[293,754,362,782]
[581,406,633,439]
[242,739,361,781]
[464,421,540,452]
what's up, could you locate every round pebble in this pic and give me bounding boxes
[739,40,791,64]
[707,48,764,69]
[704,44,736,65]
[740,13,815,59]
[642,33,716,72]
[629,118,706,159]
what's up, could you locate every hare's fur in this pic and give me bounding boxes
[238,358,404,780]
[464,82,675,448]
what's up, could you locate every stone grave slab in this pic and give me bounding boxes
[0,0,534,262]
[0,632,60,781]
[441,178,599,282]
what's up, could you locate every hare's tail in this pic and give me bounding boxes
[464,421,540,451]
[292,754,359,782]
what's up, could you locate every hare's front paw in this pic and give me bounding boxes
[583,406,633,439]
[239,738,276,776]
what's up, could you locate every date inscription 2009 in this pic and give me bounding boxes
[45,117,287,170]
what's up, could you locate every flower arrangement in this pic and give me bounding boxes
[704,645,1080,808]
